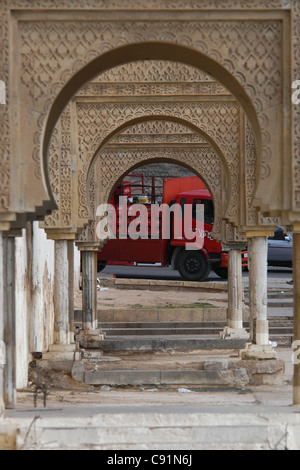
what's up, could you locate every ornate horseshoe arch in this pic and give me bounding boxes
[43,41,262,219]
[0,2,295,234]
[84,117,230,242]
[85,129,227,244]
[78,102,240,222]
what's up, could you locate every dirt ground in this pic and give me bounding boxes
[74,285,228,310]
[19,279,293,412]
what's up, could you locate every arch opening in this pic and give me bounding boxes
[86,115,231,225]
[43,41,261,212]
[93,160,229,283]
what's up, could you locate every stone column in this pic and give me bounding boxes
[2,234,16,408]
[241,236,276,359]
[228,248,243,328]
[293,233,300,404]
[54,239,70,345]
[42,235,81,363]
[81,248,98,331]
[248,237,269,345]
[53,238,75,344]
[220,247,248,340]
[67,240,75,342]
[76,244,104,344]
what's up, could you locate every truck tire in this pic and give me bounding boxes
[178,250,210,281]
[213,266,228,279]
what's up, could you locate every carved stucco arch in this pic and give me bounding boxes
[80,117,229,243]
[1,4,294,233]
[42,40,264,220]
[77,101,241,228]
[88,148,224,243]
[86,115,230,212]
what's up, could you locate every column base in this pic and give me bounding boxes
[42,343,82,362]
[75,328,105,342]
[220,326,249,340]
[239,342,278,360]
[293,385,300,406]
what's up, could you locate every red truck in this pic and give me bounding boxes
[96,175,248,281]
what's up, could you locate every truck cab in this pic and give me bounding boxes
[96,176,247,281]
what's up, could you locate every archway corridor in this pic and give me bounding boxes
[1,3,300,446]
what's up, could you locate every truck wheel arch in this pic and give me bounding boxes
[170,246,209,270]
[170,246,184,270]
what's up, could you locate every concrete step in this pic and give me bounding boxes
[99,318,294,328]
[268,299,294,308]
[14,409,295,450]
[92,317,294,349]
[244,299,294,307]
[100,321,228,329]
[79,337,247,352]
[73,348,285,390]
[101,326,293,337]
[103,327,228,336]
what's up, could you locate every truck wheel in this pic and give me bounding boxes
[178,250,210,281]
[213,266,228,279]
[97,260,107,272]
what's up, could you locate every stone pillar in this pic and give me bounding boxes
[293,233,300,404]
[220,247,248,340]
[42,235,81,364]
[2,235,16,408]
[67,240,75,342]
[75,244,104,345]
[241,236,276,360]
[228,248,243,329]
[54,239,70,345]
[248,237,269,345]
[81,249,98,331]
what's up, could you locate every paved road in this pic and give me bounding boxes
[100,263,293,283]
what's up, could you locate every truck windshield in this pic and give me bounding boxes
[192,198,214,225]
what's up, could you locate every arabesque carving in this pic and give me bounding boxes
[76,101,240,223]
[0,0,298,234]
[8,5,287,227]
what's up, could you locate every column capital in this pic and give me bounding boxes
[222,243,246,250]
[292,222,300,233]
[45,229,77,240]
[76,242,100,251]
[3,229,22,238]
[243,230,273,238]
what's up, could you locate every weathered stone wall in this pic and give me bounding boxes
[14,223,55,388]
[13,223,82,389]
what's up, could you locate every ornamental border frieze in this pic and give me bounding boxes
[6,0,292,10]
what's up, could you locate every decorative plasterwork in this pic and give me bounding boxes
[91,146,223,242]
[0,1,296,233]
[77,101,240,223]
[16,11,286,215]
